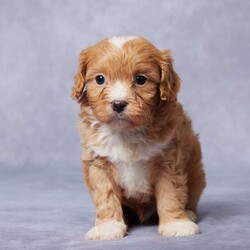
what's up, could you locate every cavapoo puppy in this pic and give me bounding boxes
[72,36,206,240]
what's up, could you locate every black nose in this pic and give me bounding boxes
[111,100,128,113]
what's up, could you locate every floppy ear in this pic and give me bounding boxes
[159,50,181,102]
[71,49,89,101]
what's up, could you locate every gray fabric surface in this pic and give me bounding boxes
[1,0,250,249]
[1,167,250,249]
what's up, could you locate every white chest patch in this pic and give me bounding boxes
[116,160,152,201]
[89,123,167,200]
[109,36,137,49]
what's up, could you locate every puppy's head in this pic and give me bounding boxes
[72,36,180,131]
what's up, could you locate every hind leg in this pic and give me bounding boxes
[186,137,206,214]
[186,154,206,214]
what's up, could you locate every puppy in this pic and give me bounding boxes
[72,36,206,240]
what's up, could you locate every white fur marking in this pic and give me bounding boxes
[91,124,165,163]
[109,81,128,101]
[89,122,167,200]
[117,161,152,201]
[85,220,127,240]
[109,36,137,48]
[159,220,199,237]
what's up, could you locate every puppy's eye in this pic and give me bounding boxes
[95,75,105,85]
[135,75,147,85]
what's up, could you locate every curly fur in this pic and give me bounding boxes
[72,36,206,240]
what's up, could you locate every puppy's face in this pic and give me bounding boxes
[72,37,180,130]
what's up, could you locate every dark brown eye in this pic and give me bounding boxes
[135,75,147,85]
[95,75,105,85]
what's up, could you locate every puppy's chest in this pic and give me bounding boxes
[116,160,153,201]
[90,127,165,200]
[91,126,165,163]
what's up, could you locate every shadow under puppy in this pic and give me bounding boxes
[72,36,206,240]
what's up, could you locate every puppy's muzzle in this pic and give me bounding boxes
[111,100,128,113]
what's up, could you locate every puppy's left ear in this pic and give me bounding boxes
[159,50,181,102]
[71,49,90,102]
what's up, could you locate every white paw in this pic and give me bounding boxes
[159,220,199,237]
[185,209,197,222]
[85,220,127,240]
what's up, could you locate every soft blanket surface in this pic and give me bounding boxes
[1,167,250,250]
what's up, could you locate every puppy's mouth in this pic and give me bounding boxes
[109,115,134,131]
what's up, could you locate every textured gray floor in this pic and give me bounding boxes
[1,166,250,250]
[1,0,250,249]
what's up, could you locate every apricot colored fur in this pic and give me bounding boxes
[72,37,206,240]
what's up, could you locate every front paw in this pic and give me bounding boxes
[159,220,199,237]
[85,220,127,240]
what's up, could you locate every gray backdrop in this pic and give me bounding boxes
[1,0,250,249]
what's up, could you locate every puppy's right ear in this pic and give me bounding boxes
[71,49,90,102]
[159,50,180,102]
